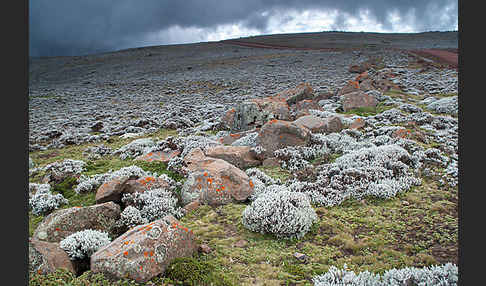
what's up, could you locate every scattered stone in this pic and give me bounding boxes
[183,199,200,213]
[233,239,248,248]
[90,215,197,283]
[29,239,81,275]
[255,119,311,158]
[204,145,261,169]
[341,90,378,112]
[262,157,280,167]
[33,202,121,242]
[181,157,253,206]
[293,252,309,263]
[199,244,212,254]
[293,115,343,134]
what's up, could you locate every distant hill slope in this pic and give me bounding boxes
[221,31,458,51]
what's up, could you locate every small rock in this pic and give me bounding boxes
[293,252,308,262]
[262,157,280,167]
[233,239,248,248]
[183,200,200,213]
[199,244,212,254]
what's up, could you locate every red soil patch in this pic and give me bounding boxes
[409,49,458,69]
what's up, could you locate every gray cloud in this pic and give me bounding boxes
[29,0,457,57]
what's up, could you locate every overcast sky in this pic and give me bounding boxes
[29,0,458,57]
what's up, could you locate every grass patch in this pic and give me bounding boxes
[256,165,291,182]
[164,256,236,286]
[340,103,394,117]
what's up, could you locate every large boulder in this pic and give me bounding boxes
[90,215,197,283]
[95,176,172,204]
[29,239,81,275]
[255,119,311,158]
[279,82,314,105]
[95,177,132,204]
[181,155,253,206]
[204,146,261,169]
[33,202,121,242]
[221,83,314,132]
[292,99,323,119]
[341,90,378,112]
[292,115,343,134]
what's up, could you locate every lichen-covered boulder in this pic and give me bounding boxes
[182,156,253,206]
[29,239,80,275]
[204,146,261,169]
[341,90,378,112]
[279,82,314,105]
[95,175,172,204]
[90,215,197,283]
[292,99,322,118]
[95,177,132,204]
[221,83,314,132]
[33,202,121,242]
[292,115,343,134]
[255,119,311,158]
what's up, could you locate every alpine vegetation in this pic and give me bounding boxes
[286,144,421,206]
[59,229,112,260]
[113,138,155,159]
[312,263,458,286]
[274,146,327,172]
[120,188,183,228]
[28,183,68,216]
[75,165,155,194]
[42,159,86,179]
[425,96,458,116]
[245,168,283,201]
[83,144,113,160]
[242,190,317,239]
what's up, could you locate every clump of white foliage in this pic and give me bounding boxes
[113,138,155,159]
[83,144,113,160]
[42,159,86,179]
[312,263,458,286]
[242,190,317,239]
[28,183,68,216]
[286,144,421,206]
[426,96,458,116]
[75,165,154,194]
[274,146,327,172]
[120,188,183,228]
[59,229,111,260]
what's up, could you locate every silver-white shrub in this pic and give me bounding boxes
[113,138,155,159]
[231,132,259,147]
[119,206,146,228]
[28,184,68,216]
[274,146,327,172]
[426,96,458,116]
[59,229,111,260]
[242,190,317,239]
[120,188,183,227]
[312,263,458,286]
[83,144,113,160]
[42,159,86,178]
[285,145,421,207]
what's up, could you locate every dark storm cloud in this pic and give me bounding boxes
[29,0,457,57]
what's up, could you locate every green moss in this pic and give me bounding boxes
[164,256,236,286]
[29,213,44,237]
[256,165,291,182]
[340,103,394,117]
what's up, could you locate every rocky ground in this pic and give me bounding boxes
[28,31,458,285]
